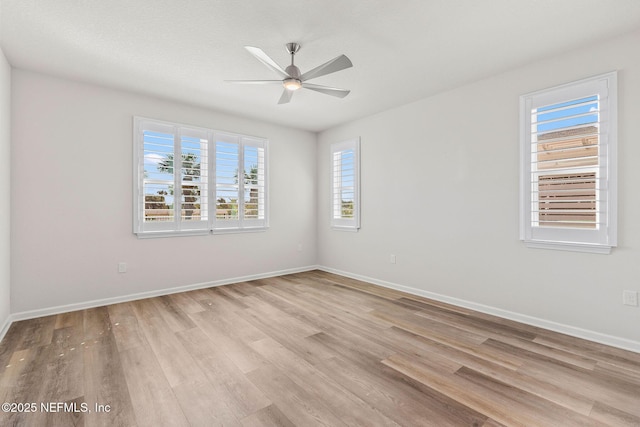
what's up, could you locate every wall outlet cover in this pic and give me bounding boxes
[622,290,638,306]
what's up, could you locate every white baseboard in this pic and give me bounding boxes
[8,265,320,324]
[0,313,12,343]
[4,264,639,354]
[318,266,640,354]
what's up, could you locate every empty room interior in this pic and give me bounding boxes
[2,1,640,426]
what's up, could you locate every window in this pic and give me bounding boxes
[519,72,617,253]
[213,133,267,231]
[134,117,268,237]
[331,138,360,231]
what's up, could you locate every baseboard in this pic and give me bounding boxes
[318,266,640,354]
[6,264,639,354]
[0,313,13,343]
[9,265,320,324]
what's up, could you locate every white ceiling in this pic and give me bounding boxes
[2,1,640,132]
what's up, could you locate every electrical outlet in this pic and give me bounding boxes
[390,254,396,264]
[622,290,638,306]
[118,262,127,273]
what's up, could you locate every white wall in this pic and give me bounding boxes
[318,30,640,348]
[7,30,640,351]
[0,46,11,334]
[11,70,317,314]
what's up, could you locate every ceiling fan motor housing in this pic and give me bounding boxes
[285,64,301,79]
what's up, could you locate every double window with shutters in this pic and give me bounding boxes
[519,72,617,253]
[133,117,268,237]
[331,138,360,231]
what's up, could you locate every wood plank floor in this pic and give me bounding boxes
[1,270,639,426]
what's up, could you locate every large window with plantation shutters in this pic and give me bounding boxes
[331,138,360,231]
[133,117,268,237]
[519,72,617,253]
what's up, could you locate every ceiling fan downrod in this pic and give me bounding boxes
[283,43,302,90]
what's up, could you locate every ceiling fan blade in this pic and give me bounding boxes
[278,89,293,104]
[225,80,282,85]
[302,83,350,98]
[244,46,289,79]
[300,54,353,82]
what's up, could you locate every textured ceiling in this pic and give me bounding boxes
[2,0,640,132]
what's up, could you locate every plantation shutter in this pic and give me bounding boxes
[177,127,209,231]
[242,138,268,229]
[136,119,178,234]
[134,118,211,235]
[331,138,360,231]
[134,117,269,237]
[520,72,617,252]
[213,133,268,231]
[533,98,600,229]
[214,133,241,230]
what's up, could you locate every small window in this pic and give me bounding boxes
[133,117,268,237]
[331,138,360,231]
[519,72,617,253]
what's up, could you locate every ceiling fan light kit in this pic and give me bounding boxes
[226,42,352,104]
[283,78,302,91]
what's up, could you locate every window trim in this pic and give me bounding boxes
[133,116,269,238]
[330,137,361,231]
[519,72,617,254]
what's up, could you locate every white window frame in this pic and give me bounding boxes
[211,133,268,234]
[331,138,360,231]
[519,72,617,254]
[133,117,269,238]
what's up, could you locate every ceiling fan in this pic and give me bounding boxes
[226,42,353,104]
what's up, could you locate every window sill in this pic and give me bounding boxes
[331,226,359,232]
[211,227,268,235]
[136,230,210,239]
[136,227,268,239]
[523,240,612,254]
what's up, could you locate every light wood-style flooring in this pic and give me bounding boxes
[1,270,639,426]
